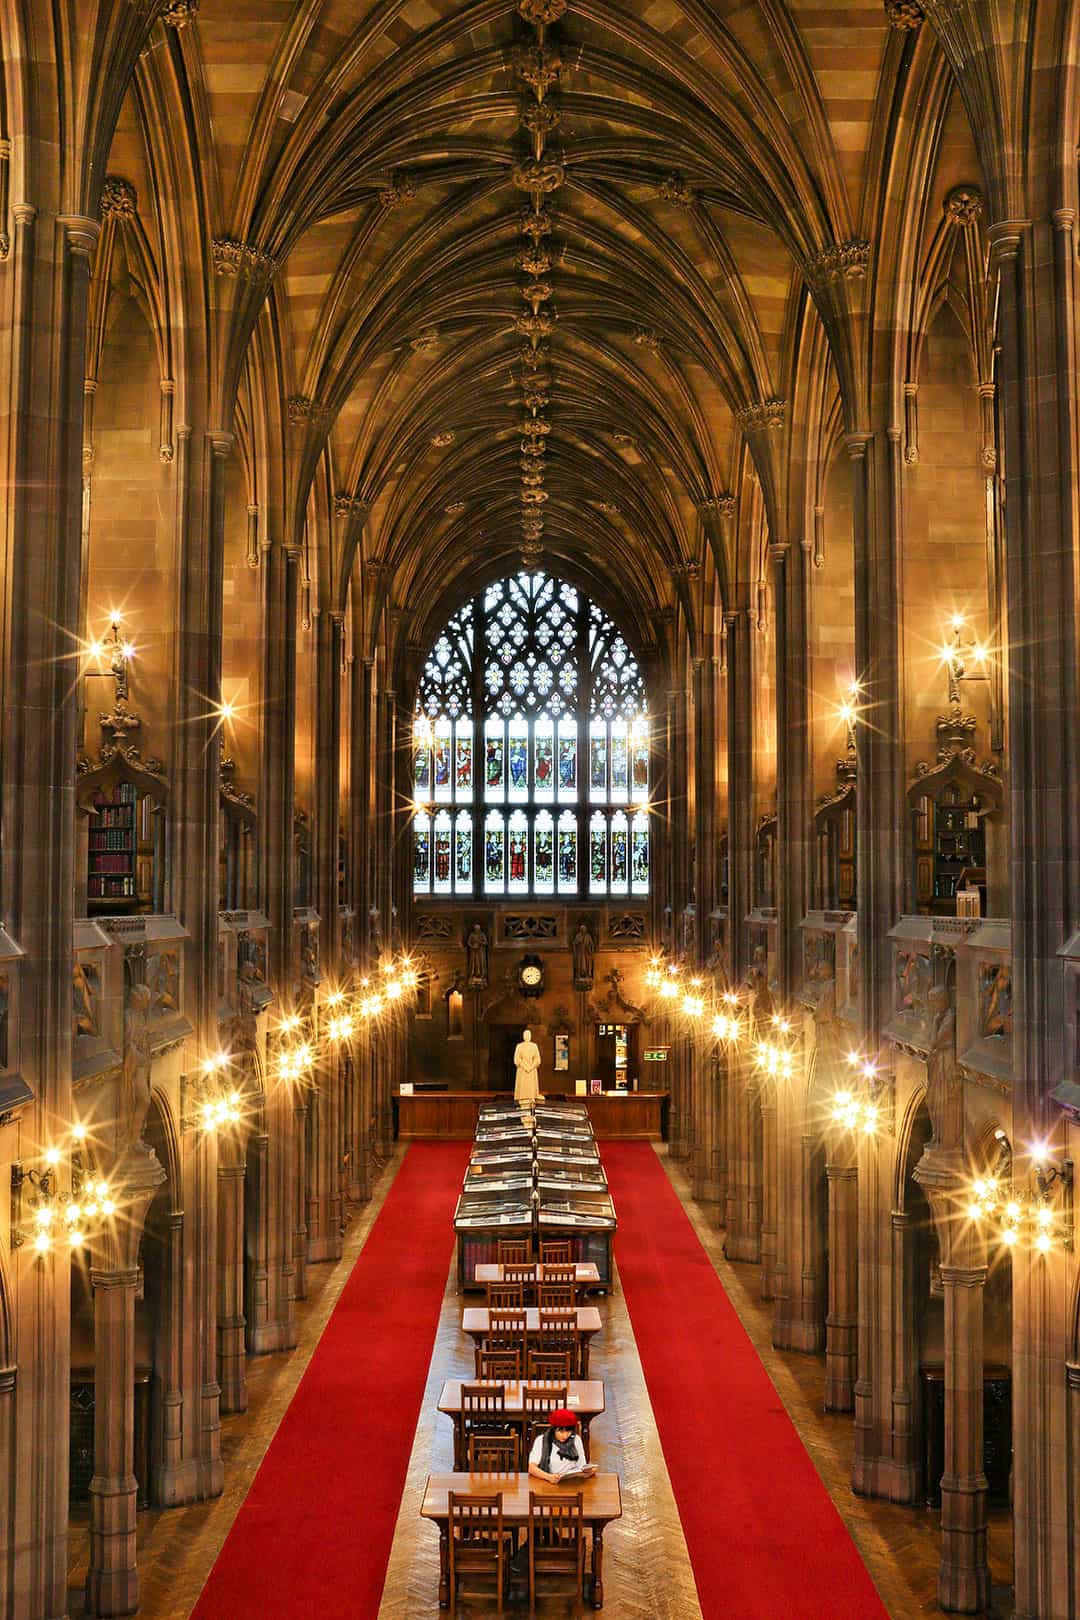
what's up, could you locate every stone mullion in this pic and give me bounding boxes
[256,542,298,1352]
[2,207,98,1619]
[992,212,1080,1620]
[847,430,905,1500]
[307,612,344,1264]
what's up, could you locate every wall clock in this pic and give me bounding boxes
[518,954,544,997]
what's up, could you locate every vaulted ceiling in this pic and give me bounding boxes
[96,0,971,658]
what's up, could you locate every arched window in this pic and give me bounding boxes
[413,571,649,898]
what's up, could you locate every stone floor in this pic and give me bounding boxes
[67,1142,1015,1619]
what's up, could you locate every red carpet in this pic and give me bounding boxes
[191,1141,468,1620]
[602,1143,888,1620]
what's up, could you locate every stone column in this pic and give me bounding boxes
[216,1140,247,1414]
[292,1095,309,1301]
[937,1260,990,1613]
[722,606,758,1258]
[825,1160,858,1411]
[0,1364,15,1599]
[153,1210,194,1506]
[1068,1362,1080,1620]
[258,542,299,1350]
[308,611,345,1262]
[847,428,905,1498]
[759,1091,779,1298]
[85,1169,164,1618]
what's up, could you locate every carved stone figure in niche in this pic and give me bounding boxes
[681,908,697,956]
[118,982,154,1156]
[341,912,357,965]
[979,963,1012,1041]
[231,960,260,1054]
[804,932,834,984]
[466,924,489,989]
[513,1027,542,1105]
[925,984,961,1151]
[571,920,596,988]
[300,926,319,984]
[73,960,100,1038]
[743,943,773,1017]
[368,903,383,956]
[147,949,179,1015]
[661,905,674,953]
[895,948,930,1018]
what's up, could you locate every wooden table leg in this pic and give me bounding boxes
[592,1525,605,1608]
[438,1523,450,1608]
[580,1337,590,1379]
[581,1417,592,1459]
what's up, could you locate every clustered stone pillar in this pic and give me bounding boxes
[216,1135,247,1414]
[824,1159,858,1411]
[937,1255,990,1613]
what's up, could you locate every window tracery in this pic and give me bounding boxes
[412,572,649,897]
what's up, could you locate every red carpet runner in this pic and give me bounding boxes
[191,1141,468,1620]
[602,1143,888,1620]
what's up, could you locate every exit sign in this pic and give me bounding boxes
[643,1047,669,1062]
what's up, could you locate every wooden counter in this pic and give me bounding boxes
[394,1088,668,1141]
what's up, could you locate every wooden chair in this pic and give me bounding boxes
[460,1382,508,1470]
[468,1431,519,1473]
[478,1309,527,1377]
[497,1239,530,1265]
[537,1282,574,1312]
[539,1263,576,1287]
[486,1281,525,1313]
[537,1308,579,1377]
[503,1261,537,1301]
[522,1382,568,1455]
[448,1490,506,1614]
[527,1347,572,1383]
[478,1348,521,1383]
[527,1491,585,1609]
[539,1239,572,1266]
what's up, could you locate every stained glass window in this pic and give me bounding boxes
[414,572,649,896]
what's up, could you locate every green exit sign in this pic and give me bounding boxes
[643,1048,669,1062]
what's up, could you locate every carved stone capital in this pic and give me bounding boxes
[805,239,871,288]
[944,185,984,226]
[212,236,276,284]
[100,176,137,220]
[737,397,786,432]
[161,0,200,22]
[334,493,369,521]
[884,0,923,25]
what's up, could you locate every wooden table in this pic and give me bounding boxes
[462,1306,603,1377]
[394,1088,668,1141]
[420,1471,622,1609]
[438,1378,605,1467]
[474,1261,601,1296]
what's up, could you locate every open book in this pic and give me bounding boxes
[556,1463,597,1483]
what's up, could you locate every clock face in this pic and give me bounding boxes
[521,964,543,987]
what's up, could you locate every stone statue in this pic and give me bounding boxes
[925,984,961,1151]
[118,982,154,1155]
[466,924,489,989]
[513,1026,542,1105]
[571,920,596,987]
[231,960,260,1054]
[73,960,99,1038]
[743,943,773,1017]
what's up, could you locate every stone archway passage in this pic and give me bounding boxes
[602,1144,889,1620]
[189,1142,469,1620]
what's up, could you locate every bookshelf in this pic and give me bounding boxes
[913,784,988,916]
[83,774,165,915]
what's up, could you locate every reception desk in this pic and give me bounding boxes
[394,1088,668,1142]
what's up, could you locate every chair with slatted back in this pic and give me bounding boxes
[503,1261,537,1302]
[478,1348,521,1383]
[477,1309,527,1377]
[459,1381,509,1469]
[528,1491,585,1609]
[537,1282,574,1313]
[539,1239,572,1266]
[521,1382,569,1456]
[497,1239,530,1265]
[537,1308,580,1377]
[468,1431,520,1473]
[449,1490,506,1614]
[539,1263,576,1287]
[527,1347,572,1384]
[486,1280,525,1313]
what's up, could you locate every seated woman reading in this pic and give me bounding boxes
[527,1409,596,1483]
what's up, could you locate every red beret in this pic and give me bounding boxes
[549,1409,578,1428]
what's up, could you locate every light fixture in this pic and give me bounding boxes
[83,613,133,702]
[966,1142,1073,1254]
[11,1142,118,1256]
